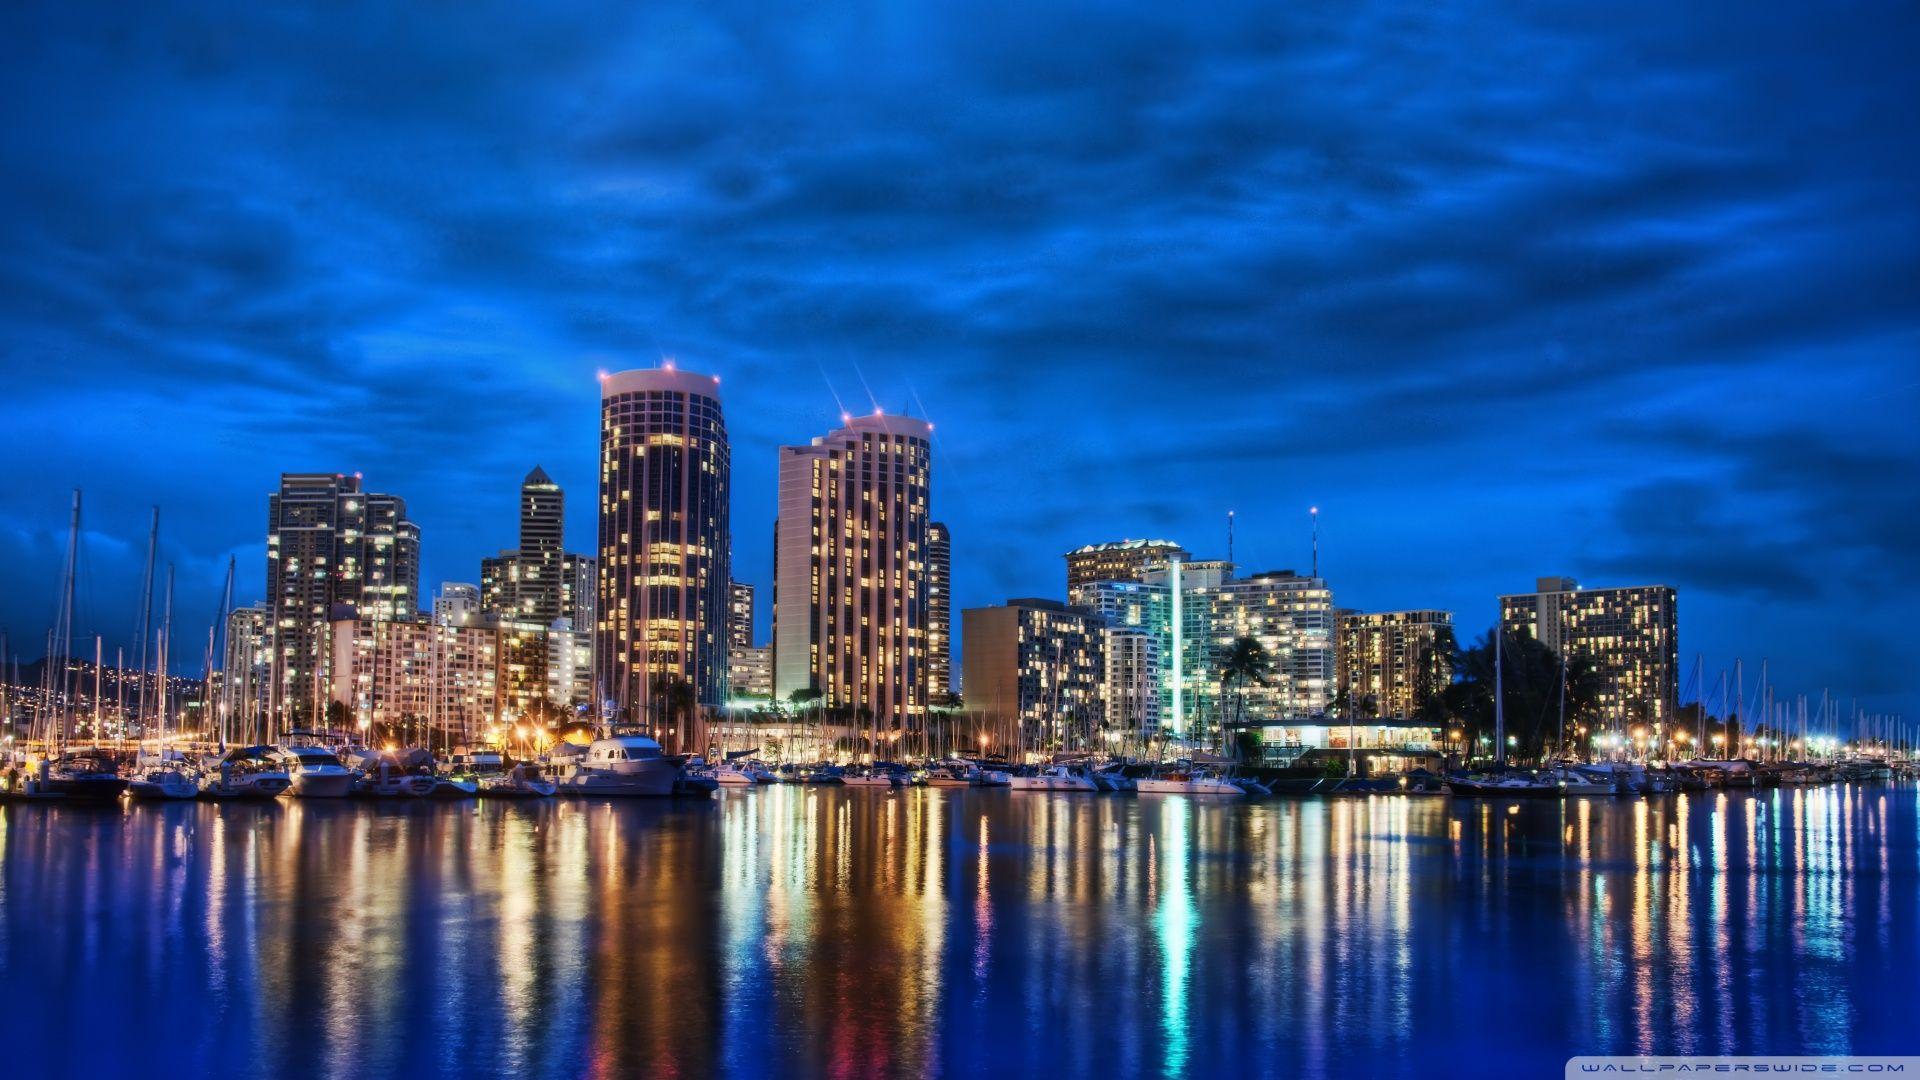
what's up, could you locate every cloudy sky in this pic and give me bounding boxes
[2,1,1915,716]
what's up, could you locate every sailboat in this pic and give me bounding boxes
[128,560,198,801]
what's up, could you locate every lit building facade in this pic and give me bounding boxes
[482,467,595,627]
[1064,539,1191,589]
[327,613,501,740]
[1336,609,1454,720]
[1104,625,1161,738]
[597,367,731,724]
[961,599,1106,752]
[730,644,773,700]
[728,580,756,652]
[433,582,482,627]
[773,413,932,732]
[1180,568,1336,725]
[221,603,272,740]
[1500,577,1678,728]
[266,472,420,731]
[927,522,952,703]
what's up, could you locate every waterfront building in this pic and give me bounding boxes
[773,412,933,738]
[1500,577,1679,728]
[1336,609,1453,720]
[597,367,731,731]
[1070,578,1174,719]
[545,619,594,712]
[961,598,1105,754]
[1104,625,1161,739]
[326,610,501,740]
[266,472,420,731]
[433,583,482,627]
[1177,567,1336,727]
[1064,539,1191,589]
[927,522,953,704]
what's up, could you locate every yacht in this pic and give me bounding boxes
[200,747,291,799]
[477,762,557,799]
[1443,773,1564,799]
[553,735,678,797]
[24,752,129,803]
[713,761,760,786]
[352,752,436,798]
[275,745,356,798]
[1549,766,1614,796]
[1008,765,1099,792]
[1136,767,1244,796]
[840,768,899,788]
[124,750,199,801]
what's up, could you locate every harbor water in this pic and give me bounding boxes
[2,784,1917,1078]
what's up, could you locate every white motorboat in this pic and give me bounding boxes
[1136,768,1245,796]
[1008,765,1099,792]
[1549,767,1614,796]
[127,768,200,801]
[478,762,557,799]
[275,745,356,798]
[714,762,759,786]
[840,769,899,788]
[353,754,437,798]
[201,748,291,799]
[553,735,678,797]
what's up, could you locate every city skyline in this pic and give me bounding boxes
[1,2,1915,720]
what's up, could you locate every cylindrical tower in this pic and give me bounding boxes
[596,367,731,738]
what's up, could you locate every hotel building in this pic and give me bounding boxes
[1064,539,1191,589]
[961,598,1106,752]
[597,367,731,726]
[1336,610,1454,720]
[220,603,272,740]
[1500,577,1678,727]
[1103,625,1161,739]
[266,472,420,731]
[1178,567,1336,726]
[773,412,933,734]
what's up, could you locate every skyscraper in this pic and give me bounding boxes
[773,412,932,735]
[481,466,573,625]
[266,472,419,730]
[597,367,731,728]
[927,522,952,704]
[1499,577,1678,728]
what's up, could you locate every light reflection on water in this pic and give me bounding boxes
[2,785,1917,1078]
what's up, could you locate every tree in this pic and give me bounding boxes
[323,699,352,734]
[1218,636,1271,750]
[1443,629,1601,763]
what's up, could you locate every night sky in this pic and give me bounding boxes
[2,2,1915,716]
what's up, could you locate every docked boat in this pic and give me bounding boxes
[200,747,292,799]
[1444,774,1564,799]
[924,764,974,788]
[840,768,899,788]
[1548,766,1614,796]
[1137,767,1244,796]
[124,749,200,801]
[350,750,437,798]
[477,762,557,799]
[274,745,356,798]
[552,735,678,797]
[1008,764,1099,792]
[23,752,129,803]
[713,761,760,786]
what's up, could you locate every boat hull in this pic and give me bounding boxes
[1136,779,1243,796]
[289,771,356,798]
[556,763,677,797]
[1445,780,1562,799]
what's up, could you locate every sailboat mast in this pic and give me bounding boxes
[57,490,81,751]
[1493,626,1505,769]
[93,636,103,746]
[157,564,174,752]
[134,507,158,728]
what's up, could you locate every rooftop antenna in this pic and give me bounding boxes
[1226,510,1235,565]
[1310,506,1320,579]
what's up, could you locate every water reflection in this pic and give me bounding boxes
[2,785,1917,1078]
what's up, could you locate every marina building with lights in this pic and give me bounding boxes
[1500,576,1679,728]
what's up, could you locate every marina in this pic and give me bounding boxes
[1,782,1916,1077]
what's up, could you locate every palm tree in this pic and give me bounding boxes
[1218,636,1271,753]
